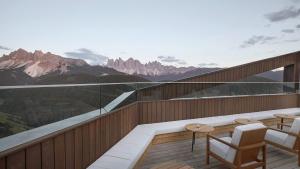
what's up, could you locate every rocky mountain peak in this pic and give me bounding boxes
[0,49,88,77]
[33,50,44,57]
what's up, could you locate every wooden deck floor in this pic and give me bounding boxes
[140,134,299,169]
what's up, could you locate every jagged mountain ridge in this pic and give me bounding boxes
[106,57,197,76]
[0,49,283,84]
[0,49,149,85]
[0,49,87,77]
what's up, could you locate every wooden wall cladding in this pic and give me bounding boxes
[138,94,299,124]
[0,102,139,169]
[138,51,300,100]
[0,93,298,169]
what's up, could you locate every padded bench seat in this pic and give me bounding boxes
[88,107,300,169]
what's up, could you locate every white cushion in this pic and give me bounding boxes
[210,137,231,160]
[284,118,300,148]
[226,123,266,163]
[87,155,131,169]
[265,129,288,145]
[105,142,144,160]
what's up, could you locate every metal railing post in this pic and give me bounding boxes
[100,85,102,115]
[135,83,138,102]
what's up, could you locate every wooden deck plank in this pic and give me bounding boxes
[140,134,298,169]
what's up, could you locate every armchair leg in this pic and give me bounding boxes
[297,140,300,167]
[298,149,300,166]
[206,135,210,165]
[206,153,210,165]
[262,145,266,169]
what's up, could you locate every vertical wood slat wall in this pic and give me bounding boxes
[0,94,298,169]
[139,94,299,124]
[0,102,139,169]
[138,51,300,100]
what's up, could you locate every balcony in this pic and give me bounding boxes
[1,52,300,169]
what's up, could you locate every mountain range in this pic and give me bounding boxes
[0,49,218,84]
[0,49,146,85]
[106,57,197,76]
[0,49,283,85]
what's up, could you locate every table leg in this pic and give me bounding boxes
[192,132,195,152]
[281,118,284,130]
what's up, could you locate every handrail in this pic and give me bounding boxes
[0,81,298,90]
[103,91,135,113]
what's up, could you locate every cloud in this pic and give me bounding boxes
[282,29,295,33]
[65,48,108,65]
[198,63,218,67]
[0,45,10,50]
[240,35,277,48]
[264,7,300,22]
[120,51,127,55]
[291,0,300,3]
[157,56,187,65]
[284,39,300,42]
[297,24,300,28]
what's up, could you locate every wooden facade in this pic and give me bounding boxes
[138,94,299,124]
[137,51,300,100]
[0,94,299,169]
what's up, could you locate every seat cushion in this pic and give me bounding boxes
[289,118,300,134]
[87,155,131,169]
[284,118,300,148]
[210,137,231,160]
[265,129,288,145]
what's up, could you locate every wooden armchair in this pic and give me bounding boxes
[265,117,300,166]
[206,123,267,169]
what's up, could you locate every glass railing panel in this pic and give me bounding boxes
[0,85,101,138]
[138,82,299,100]
[0,81,299,139]
[0,82,142,138]
[100,83,137,113]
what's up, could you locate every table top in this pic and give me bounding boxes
[274,114,297,119]
[234,118,262,125]
[185,123,215,133]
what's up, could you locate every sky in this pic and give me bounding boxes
[0,0,300,68]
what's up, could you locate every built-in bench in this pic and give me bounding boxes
[87,108,300,169]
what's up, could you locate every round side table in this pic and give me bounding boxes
[185,123,215,152]
[234,118,262,125]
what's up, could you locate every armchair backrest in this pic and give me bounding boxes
[225,123,267,164]
[284,118,300,149]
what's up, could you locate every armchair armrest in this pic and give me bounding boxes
[239,142,265,151]
[208,134,265,151]
[268,127,299,137]
[207,134,239,149]
[277,123,292,128]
